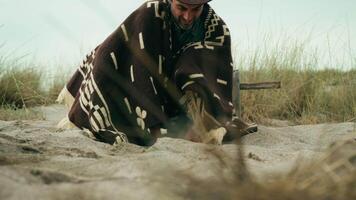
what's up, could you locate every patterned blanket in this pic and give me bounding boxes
[61,0,234,146]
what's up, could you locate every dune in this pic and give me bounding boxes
[0,105,355,199]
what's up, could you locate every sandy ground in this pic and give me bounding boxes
[0,105,355,200]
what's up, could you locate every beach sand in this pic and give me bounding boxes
[0,105,355,199]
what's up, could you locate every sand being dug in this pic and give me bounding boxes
[0,105,355,200]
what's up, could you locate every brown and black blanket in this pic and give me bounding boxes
[60,0,234,146]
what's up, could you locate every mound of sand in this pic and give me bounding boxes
[0,105,355,199]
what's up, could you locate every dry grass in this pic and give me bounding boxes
[0,58,48,108]
[237,42,356,124]
[46,72,67,104]
[0,57,66,120]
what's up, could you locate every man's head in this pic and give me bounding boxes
[170,0,211,30]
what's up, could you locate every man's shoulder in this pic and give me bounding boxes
[203,4,229,27]
[202,4,231,37]
[132,0,169,18]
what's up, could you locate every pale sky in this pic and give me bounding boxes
[0,0,355,70]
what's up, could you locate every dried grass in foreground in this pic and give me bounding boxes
[176,139,356,200]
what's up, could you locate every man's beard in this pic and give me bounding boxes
[178,21,193,30]
[174,16,195,30]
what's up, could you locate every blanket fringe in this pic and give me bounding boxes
[56,86,77,129]
[56,86,75,109]
[57,117,77,129]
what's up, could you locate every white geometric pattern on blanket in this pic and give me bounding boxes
[139,32,145,49]
[130,65,135,82]
[175,10,230,54]
[136,106,147,130]
[56,50,95,129]
[158,54,163,75]
[150,76,158,95]
[205,25,230,49]
[147,0,167,29]
[205,13,220,40]
[124,97,133,114]
[120,24,129,42]
[147,1,166,19]
[77,53,128,143]
[179,27,230,52]
[178,32,230,51]
[110,52,119,70]
[217,78,227,85]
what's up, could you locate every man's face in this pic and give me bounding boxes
[171,0,204,30]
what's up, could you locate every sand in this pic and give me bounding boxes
[0,105,355,200]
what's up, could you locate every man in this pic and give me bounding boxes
[57,0,255,146]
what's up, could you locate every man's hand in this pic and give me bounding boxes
[185,126,227,145]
